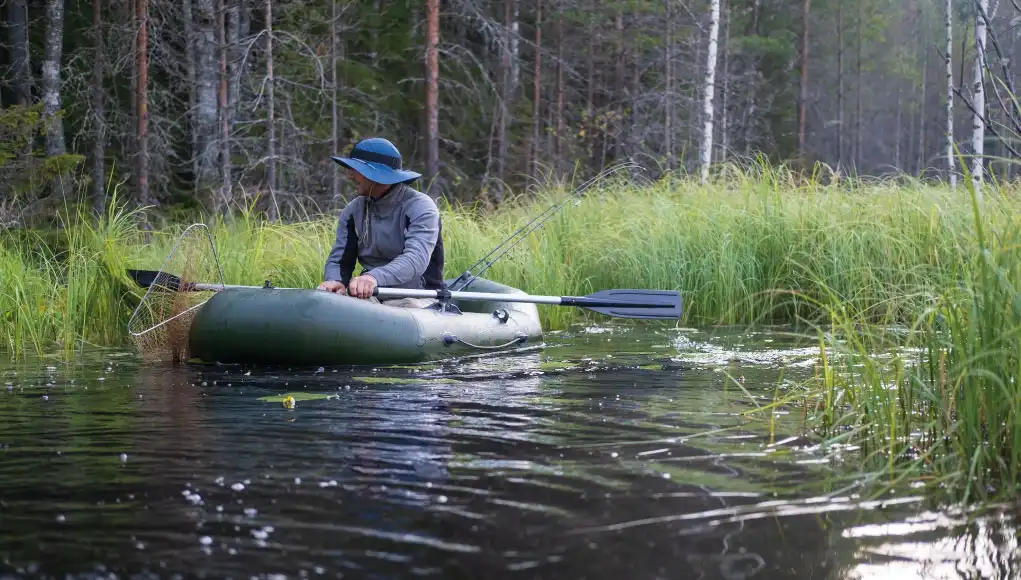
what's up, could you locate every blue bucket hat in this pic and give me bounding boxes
[331,138,421,185]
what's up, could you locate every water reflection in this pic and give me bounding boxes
[0,326,1017,579]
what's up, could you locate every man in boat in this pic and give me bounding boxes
[318,137,443,309]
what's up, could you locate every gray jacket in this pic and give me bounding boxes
[323,183,444,289]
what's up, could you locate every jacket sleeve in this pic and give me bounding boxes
[365,197,440,287]
[323,201,359,285]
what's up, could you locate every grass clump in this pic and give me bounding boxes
[0,168,1014,362]
[751,177,1021,503]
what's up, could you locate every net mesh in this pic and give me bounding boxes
[127,224,226,364]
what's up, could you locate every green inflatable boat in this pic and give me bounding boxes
[186,277,543,366]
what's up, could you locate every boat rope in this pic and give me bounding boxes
[443,333,529,350]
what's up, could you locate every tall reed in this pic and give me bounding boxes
[753,174,1021,502]
[0,169,1012,362]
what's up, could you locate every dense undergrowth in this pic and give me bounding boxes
[3,165,1021,501]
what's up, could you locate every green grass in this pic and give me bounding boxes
[0,168,1010,357]
[744,171,1021,503]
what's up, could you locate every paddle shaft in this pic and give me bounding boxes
[183,283,672,310]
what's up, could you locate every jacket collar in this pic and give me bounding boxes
[364,183,405,211]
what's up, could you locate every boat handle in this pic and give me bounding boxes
[443,333,528,349]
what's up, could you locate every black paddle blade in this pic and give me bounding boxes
[127,269,184,291]
[567,289,682,320]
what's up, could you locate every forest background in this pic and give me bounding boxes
[0,0,1016,222]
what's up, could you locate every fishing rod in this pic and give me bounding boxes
[447,162,641,292]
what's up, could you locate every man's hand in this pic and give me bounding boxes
[347,274,378,299]
[318,280,347,294]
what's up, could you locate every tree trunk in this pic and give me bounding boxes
[182,0,198,184]
[219,0,232,213]
[720,0,729,164]
[946,0,956,187]
[42,0,66,157]
[972,0,988,191]
[496,0,518,201]
[510,0,520,93]
[797,0,811,158]
[895,86,903,170]
[554,9,564,166]
[136,0,150,206]
[194,0,219,187]
[837,2,844,167]
[665,0,673,170]
[855,2,863,171]
[425,0,440,196]
[91,0,106,215]
[586,0,595,118]
[331,0,342,200]
[8,0,32,106]
[613,7,624,159]
[530,0,542,179]
[227,0,240,132]
[700,0,721,183]
[266,0,278,220]
[917,52,927,177]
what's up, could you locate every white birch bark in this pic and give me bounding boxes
[42,0,66,157]
[971,0,988,193]
[699,0,721,183]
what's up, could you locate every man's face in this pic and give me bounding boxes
[348,169,379,197]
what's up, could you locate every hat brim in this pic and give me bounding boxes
[331,156,421,185]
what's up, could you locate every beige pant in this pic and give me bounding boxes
[368,296,436,309]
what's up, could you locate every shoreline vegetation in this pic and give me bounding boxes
[3,165,1020,503]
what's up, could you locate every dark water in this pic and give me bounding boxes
[1,324,1018,579]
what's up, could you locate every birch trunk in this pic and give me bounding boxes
[8,0,32,106]
[425,0,440,196]
[92,0,106,214]
[266,0,278,221]
[971,0,988,192]
[136,0,151,205]
[946,0,955,187]
[699,0,721,183]
[43,0,66,157]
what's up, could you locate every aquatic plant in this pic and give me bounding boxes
[751,172,1021,503]
[0,166,1010,359]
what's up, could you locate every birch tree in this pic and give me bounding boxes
[699,0,721,183]
[971,0,988,191]
[42,0,66,157]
